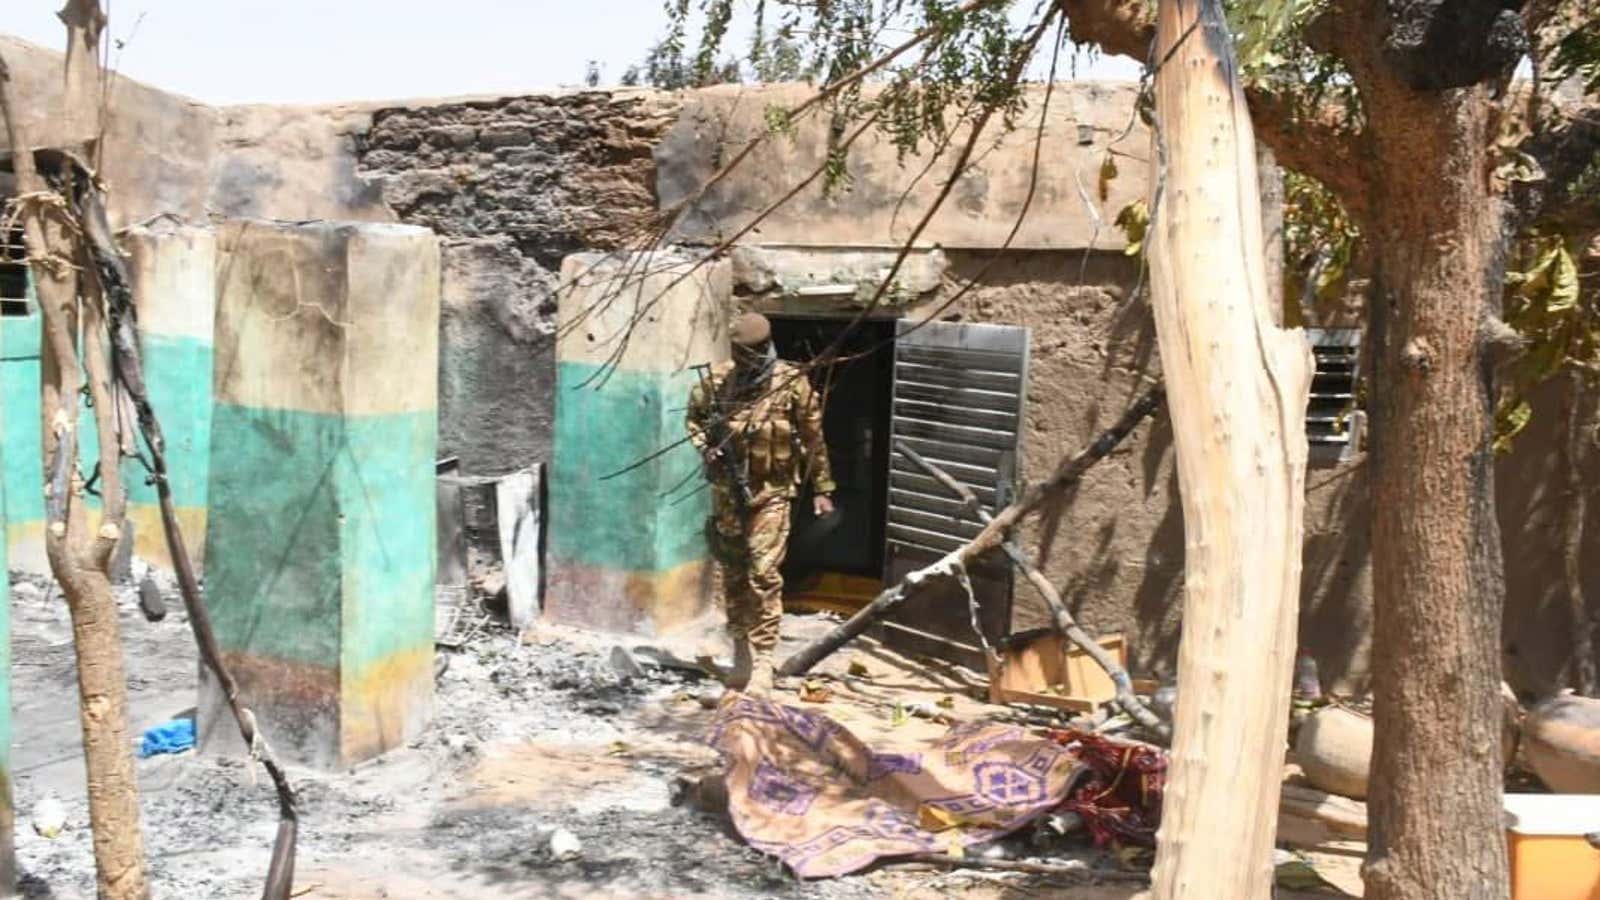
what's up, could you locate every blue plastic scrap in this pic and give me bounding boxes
[138,718,196,758]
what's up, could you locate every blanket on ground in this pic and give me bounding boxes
[709,694,1088,878]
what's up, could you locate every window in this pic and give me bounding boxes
[1306,328,1363,463]
[1,222,30,317]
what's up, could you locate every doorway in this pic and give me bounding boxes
[767,314,895,613]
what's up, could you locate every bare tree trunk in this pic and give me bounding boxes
[1361,85,1510,900]
[1562,371,1596,696]
[1145,0,1313,896]
[0,46,149,900]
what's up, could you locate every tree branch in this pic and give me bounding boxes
[1059,0,1373,220]
[1245,85,1372,222]
[1058,0,1154,59]
[778,385,1165,676]
[893,438,1170,737]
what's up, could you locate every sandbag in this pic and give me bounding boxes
[1523,693,1600,794]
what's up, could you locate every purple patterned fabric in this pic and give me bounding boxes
[708,695,1087,878]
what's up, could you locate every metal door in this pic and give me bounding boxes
[883,319,1030,669]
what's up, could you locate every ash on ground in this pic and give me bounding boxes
[9,574,959,899]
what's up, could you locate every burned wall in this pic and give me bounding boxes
[0,35,217,228]
[355,92,680,476]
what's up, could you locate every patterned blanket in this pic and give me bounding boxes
[708,694,1089,878]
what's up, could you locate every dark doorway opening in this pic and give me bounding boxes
[768,314,895,604]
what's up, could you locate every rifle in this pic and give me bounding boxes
[693,364,755,532]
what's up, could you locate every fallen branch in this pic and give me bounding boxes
[891,438,1169,738]
[778,385,1165,677]
[70,165,300,900]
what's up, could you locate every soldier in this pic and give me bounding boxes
[686,312,835,695]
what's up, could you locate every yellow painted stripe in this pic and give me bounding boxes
[125,503,207,572]
[340,646,434,766]
[544,557,715,636]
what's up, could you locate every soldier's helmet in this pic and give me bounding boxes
[730,312,772,348]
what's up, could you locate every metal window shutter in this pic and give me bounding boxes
[1306,327,1362,463]
[882,319,1029,669]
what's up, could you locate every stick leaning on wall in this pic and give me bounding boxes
[777,385,1167,692]
[890,433,1168,737]
[74,166,303,900]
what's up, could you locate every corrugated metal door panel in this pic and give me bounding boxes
[883,319,1029,670]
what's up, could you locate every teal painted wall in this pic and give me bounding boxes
[124,333,213,509]
[1,306,14,892]
[548,361,709,575]
[338,412,437,675]
[2,299,212,562]
[1,304,43,533]
[205,404,436,672]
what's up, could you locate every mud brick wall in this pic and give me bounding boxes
[356,92,681,477]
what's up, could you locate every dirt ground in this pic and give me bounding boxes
[9,573,1355,899]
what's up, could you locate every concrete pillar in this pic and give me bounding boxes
[123,224,216,572]
[200,220,441,770]
[545,252,729,635]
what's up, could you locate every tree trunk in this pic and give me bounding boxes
[0,43,150,900]
[1145,0,1313,896]
[1562,371,1596,696]
[1361,85,1510,900]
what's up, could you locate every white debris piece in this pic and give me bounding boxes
[33,794,67,838]
[549,827,582,860]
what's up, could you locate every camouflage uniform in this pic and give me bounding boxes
[686,359,835,653]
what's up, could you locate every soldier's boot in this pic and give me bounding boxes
[745,647,776,697]
[725,635,754,690]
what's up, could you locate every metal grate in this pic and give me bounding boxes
[1,223,30,315]
[1306,327,1363,463]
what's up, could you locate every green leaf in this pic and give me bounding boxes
[1548,244,1579,312]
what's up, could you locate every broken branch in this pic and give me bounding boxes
[778,385,1165,677]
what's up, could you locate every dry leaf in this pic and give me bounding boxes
[799,680,833,703]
